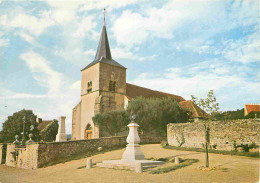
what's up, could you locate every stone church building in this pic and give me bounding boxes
[72,16,206,140]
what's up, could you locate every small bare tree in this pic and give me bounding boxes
[191,90,219,168]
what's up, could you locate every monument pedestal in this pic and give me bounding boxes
[122,144,144,160]
[56,133,67,142]
[56,116,67,142]
[97,121,164,172]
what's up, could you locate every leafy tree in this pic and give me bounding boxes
[213,108,259,121]
[93,110,130,136]
[0,109,40,143]
[245,111,260,119]
[40,120,58,142]
[191,90,219,168]
[213,109,244,120]
[127,97,190,136]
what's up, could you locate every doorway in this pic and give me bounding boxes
[84,124,93,139]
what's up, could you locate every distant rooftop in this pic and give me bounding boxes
[126,83,185,102]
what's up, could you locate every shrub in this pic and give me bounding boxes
[161,140,168,147]
[236,142,258,152]
[40,120,58,142]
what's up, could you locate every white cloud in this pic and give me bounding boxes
[0,38,9,47]
[84,49,96,56]
[15,31,35,44]
[222,33,260,63]
[112,0,258,49]
[129,59,260,110]
[45,0,82,24]
[112,47,158,61]
[0,81,81,133]
[0,15,7,26]
[73,16,97,38]
[0,31,9,47]
[79,0,144,11]
[20,52,63,94]
[1,51,81,133]
[8,13,54,36]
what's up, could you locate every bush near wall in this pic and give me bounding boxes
[40,120,58,142]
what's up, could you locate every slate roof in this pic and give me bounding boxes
[179,100,210,118]
[245,104,260,114]
[81,24,126,71]
[38,120,54,131]
[126,83,185,102]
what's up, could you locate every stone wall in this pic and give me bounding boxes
[5,144,16,167]
[37,136,126,167]
[3,136,165,169]
[167,119,260,151]
[4,143,39,169]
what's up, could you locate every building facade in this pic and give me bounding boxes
[72,16,205,140]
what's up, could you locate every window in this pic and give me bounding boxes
[87,81,92,93]
[88,81,92,87]
[109,81,116,92]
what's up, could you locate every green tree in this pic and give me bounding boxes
[245,111,260,119]
[213,108,244,120]
[40,120,59,142]
[93,110,130,136]
[0,109,40,143]
[191,90,219,168]
[127,97,190,136]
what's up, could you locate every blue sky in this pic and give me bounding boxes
[0,0,259,133]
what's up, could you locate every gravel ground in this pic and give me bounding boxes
[0,144,259,183]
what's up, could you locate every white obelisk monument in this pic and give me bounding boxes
[56,116,67,142]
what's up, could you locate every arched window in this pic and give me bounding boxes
[84,124,93,139]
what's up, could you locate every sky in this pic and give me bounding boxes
[0,0,259,133]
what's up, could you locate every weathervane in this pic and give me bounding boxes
[103,8,106,25]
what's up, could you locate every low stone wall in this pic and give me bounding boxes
[167,119,260,151]
[38,136,165,167]
[37,136,126,167]
[3,136,165,169]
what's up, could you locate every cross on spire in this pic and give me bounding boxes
[103,8,106,25]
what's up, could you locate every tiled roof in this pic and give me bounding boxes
[245,104,260,114]
[81,57,126,71]
[38,120,53,131]
[179,100,210,118]
[126,83,185,102]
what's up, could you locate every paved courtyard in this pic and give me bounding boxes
[0,144,258,183]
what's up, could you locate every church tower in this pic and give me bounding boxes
[72,10,126,140]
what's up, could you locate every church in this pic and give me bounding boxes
[71,14,206,140]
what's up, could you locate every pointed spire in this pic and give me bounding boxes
[103,8,106,26]
[94,8,112,61]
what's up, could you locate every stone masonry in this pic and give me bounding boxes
[1,136,165,169]
[167,119,260,150]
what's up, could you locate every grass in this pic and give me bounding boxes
[149,159,199,174]
[163,145,259,158]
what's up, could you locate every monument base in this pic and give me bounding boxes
[122,144,145,160]
[56,133,67,142]
[96,159,164,171]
